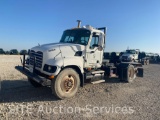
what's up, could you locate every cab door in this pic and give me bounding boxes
[85,32,104,68]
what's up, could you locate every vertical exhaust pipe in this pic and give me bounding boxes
[77,20,81,28]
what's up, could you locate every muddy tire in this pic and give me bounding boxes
[51,68,80,99]
[125,65,135,83]
[28,77,42,87]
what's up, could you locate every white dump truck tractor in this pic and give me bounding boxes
[16,20,143,99]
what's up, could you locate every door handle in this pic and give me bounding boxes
[90,51,94,53]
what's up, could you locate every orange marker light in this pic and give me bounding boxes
[49,75,54,79]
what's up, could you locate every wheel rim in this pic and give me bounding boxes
[61,75,76,93]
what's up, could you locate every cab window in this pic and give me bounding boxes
[90,33,99,49]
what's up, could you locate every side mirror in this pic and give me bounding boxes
[98,33,104,50]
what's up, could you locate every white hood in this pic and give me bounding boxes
[31,42,85,52]
[31,42,85,58]
[29,42,85,74]
[31,43,63,52]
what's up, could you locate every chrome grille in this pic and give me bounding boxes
[29,50,43,68]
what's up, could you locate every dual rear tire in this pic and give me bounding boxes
[125,65,135,83]
[119,65,136,83]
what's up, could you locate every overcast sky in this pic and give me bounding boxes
[0,0,160,53]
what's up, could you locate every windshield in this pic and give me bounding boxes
[126,50,136,54]
[60,29,91,45]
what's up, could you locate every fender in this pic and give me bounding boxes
[43,58,63,76]
[63,57,84,74]
[44,57,84,76]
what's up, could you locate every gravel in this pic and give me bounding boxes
[0,55,160,120]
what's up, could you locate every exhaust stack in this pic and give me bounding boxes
[77,20,81,28]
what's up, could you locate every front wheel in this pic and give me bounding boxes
[51,68,80,99]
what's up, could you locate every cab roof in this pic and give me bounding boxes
[67,25,105,34]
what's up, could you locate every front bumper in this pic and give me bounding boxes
[15,66,51,86]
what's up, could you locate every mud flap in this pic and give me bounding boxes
[80,73,85,87]
[118,68,127,81]
[137,67,143,77]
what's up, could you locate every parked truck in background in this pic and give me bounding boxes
[10,49,19,55]
[120,49,140,62]
[120,49,149,65]
[146,53,160,63]
[16,21,143,99]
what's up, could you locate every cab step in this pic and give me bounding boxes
[91,70,104,75]
[91,79,105,84]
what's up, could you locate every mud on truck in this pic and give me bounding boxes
[16,21,143,99]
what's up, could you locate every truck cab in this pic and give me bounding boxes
[28,24,105,77]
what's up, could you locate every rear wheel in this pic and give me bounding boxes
[51,68,80,99]
[28,77,42,87]
[125,65,135,83]
[119,65,136,82]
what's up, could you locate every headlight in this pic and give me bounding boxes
[43,64,57,73]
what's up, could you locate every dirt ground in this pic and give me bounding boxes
[0,55,160,120]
